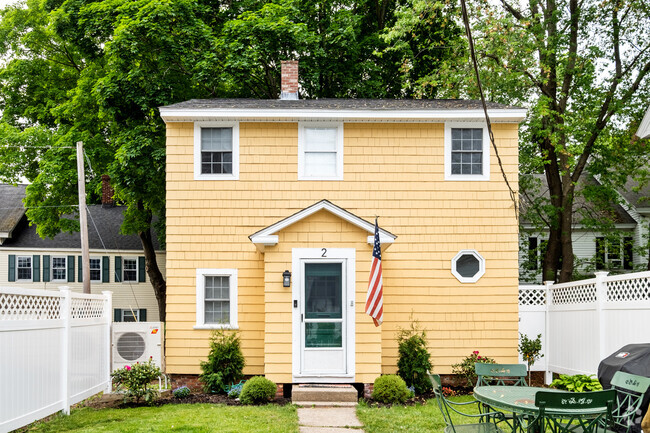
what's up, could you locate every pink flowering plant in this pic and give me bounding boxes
[111,357,161,405]
[451,350,496,386]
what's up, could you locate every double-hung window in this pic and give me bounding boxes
[444,123,490,181]
[52,256,67,281]
[195,269,238,329]
[89,257,102,282]
[194,122,239,180]
[596,237,633,270]
[17,256,32,281]
[123,258,138,282]
[298,122,344,180]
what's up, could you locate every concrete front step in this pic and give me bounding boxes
[292,384,358,405]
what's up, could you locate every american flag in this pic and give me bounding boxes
[365,218,383,326]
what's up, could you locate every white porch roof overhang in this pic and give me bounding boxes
[249,200,397,252]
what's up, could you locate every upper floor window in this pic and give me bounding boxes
[298,122,344,180]
[444,123,490,181]
[123,257,138,282]
[194,122,239,180]
[90,257,102,282]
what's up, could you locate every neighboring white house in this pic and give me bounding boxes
[637,105,650,139]
[519,174,648,283]
[0,183,165,322]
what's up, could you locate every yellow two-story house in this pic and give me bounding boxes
[160,63,526,391]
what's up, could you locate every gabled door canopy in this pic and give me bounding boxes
[249,200,397,252]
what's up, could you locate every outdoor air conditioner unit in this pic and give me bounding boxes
[112,322,162,372]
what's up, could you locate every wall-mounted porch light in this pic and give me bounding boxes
[283,270,292,287]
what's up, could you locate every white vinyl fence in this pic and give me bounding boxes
[519,271,650,382]
[0,287,112,433]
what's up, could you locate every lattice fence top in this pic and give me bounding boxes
[70,297,106,319]
[607,276,650,302]
[519,287,546,305]
[550,283,597,305]
[0,292,61,320]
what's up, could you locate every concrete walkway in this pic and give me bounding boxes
[297,407,365,432]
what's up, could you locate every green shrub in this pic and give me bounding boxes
[239,376,277,405]
[172,385,191,399]
[111,358,161,404]
[550,374,602,392]
[372,374,410,404]
[199,329,245,393]
[518,333,544,385]
[396,321,433,395]
[451,351,496,387]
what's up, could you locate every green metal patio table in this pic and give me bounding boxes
[473,386,609,433]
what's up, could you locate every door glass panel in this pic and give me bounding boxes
[305,322,342,348]
[305,263,342,319]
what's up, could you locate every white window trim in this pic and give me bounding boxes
[194,121,240,181]
[51,255,67,282]
[298,121,344,181]
[16,255,32,282]
[90,256,102,282]
[122,257,138,283]
[444,122,490,181]
[121,309,140,322]
[451,249,486,283]
[195,268,238,330]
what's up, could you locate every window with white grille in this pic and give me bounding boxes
[194,122,239,180]
[90,257,101,282]
[17,256,32,281]
[123,258,137,282]
[195,268,238,329]
[445,122,489,181]
[52,256,67,281]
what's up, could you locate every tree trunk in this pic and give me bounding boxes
[139,227,166,323]
[558,190,575,282]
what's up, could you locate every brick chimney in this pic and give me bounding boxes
[101,175,115,208]
[280,60,299,100]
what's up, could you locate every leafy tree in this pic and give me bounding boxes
[465,0,650,282]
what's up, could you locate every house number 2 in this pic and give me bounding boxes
[321,248,327,257]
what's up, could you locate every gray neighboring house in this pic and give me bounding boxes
[0,183,165,322]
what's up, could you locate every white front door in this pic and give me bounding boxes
[292,248,355,381]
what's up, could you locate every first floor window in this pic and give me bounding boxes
[17,256,32,280]
[596,236,633,270]
[123,258,137,282]
[196,269,238,329]
[122,309,139,322]
[90,257,101,282]
[52,256,67,281]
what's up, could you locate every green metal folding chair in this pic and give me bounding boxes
[606,371,650,433]
[530,389,616,433]
[476,363,528,387]
[430,373,507,433]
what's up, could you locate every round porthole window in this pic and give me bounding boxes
[451,250,485,283]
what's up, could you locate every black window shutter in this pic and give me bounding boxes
[67,256,75,282]
[8,255,15,282]
[139,309,147,322]
[595,237,605,269]
[43,255,51,282]
[114,308,122,322]
[624,237,634,270]
[115,256,122,282]
[78,255,83,282]
[138,256,146,282]
[102,256,110,283]
[33,255,40,282]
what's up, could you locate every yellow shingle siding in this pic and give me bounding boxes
[165,121,519,379]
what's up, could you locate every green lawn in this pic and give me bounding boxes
[22,404,299,433]
[357,395,478,433]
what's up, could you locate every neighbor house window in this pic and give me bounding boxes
[52,256,67,281]
[298,122,344,180]
[596,237,633,270]
[17,256,32,281]
[121,309,139,322]
[123,258,137,282]
[451,250,486,283]
[194,122,239,180]
[445,123,490,181]
[90,257,102,282]
[195,268,238,329]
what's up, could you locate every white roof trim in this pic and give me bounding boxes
[636,105,650,139]
[249,200,396,252]
[159,108,527,123]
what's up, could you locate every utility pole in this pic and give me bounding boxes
[76,141,91,293]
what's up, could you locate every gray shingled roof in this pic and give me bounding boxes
[0,184,27,236]
[0,205,161,251]
[161,98,521,111]
[620,178,650,210]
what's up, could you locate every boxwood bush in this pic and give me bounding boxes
[239,376,277,405]
[372,374,410,404]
